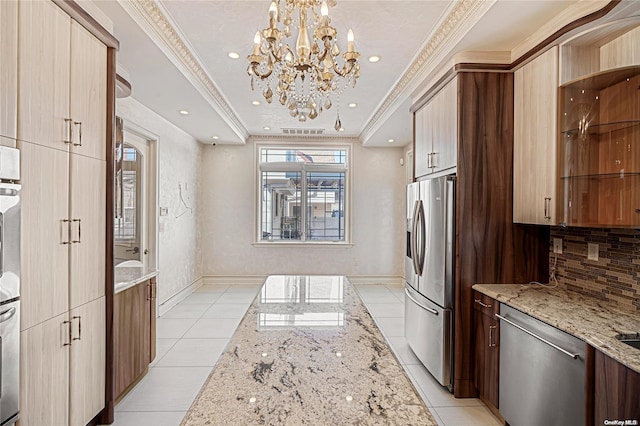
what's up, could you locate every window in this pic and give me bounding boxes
[258,145,349,243]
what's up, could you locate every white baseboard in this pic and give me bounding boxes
[158,277,203,316]
[202,275,267,286]
[346,275,404,285]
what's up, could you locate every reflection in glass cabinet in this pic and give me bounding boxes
[558,67,640,227]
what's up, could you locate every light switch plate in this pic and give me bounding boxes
[160,207,169,216]
[587,243,599,261]
[553,238,563,254]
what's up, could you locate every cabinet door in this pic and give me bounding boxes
[20,313,70,426]
[513,46,558,224]
[594,349,640,422]
[432,78,458,173]
[70,20,107,161]
[70,297,106,426]
[0,0,18,139]
[414,102,433,178]
[114,283,151,399]
[20,142,69,330]
[18,0,71,149]
[474,310,499,409]
[70,154,106,309]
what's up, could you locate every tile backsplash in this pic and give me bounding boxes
[550,227,640,311]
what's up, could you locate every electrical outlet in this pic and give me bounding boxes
[553,238,563,254]
[160,207,169,216]
[587,243,599,261]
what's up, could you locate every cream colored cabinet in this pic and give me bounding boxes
[70,297,106,426]
[20,142,70,330]
[18,1,108,425]
[513,46,559,224]
[18,1,106,160]
[0,0,18,139]
[19,312,70,426]
[414,77,458,178]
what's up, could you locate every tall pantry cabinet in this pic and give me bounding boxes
[17,1,110,425]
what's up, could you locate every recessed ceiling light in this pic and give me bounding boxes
[179,110,189,115]
[348,103,357,108]
[339,128,345,132]
[228,52,240,59]
[212,136,219,140]
[263,126,271,130]
[252,100,261,106]
[368,55,381,63]
[387,138,395,143]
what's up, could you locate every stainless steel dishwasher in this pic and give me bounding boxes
[498,305,586,426]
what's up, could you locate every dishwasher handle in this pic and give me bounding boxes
[496,313,580,360]
[405,288,438,316]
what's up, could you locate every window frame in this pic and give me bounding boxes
[254,142,352,246]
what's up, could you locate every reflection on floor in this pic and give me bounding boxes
[107,283,501,426]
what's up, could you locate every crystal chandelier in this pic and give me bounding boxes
[247,0,360,130]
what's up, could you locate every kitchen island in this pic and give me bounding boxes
[181,275,437,425]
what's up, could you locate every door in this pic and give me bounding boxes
[69,297,105,426]
[405,183,419,290]
[69,154,106,310]
[20,142,69,330]
[114,131,149,267]
[417,178,447,306]
[414,102,433,178]
[18,0,70,148]
[0,301,20,424]
[0,0,17,139]
[432,78,458,173]
[19,312,70,426]
[70,20,106,161]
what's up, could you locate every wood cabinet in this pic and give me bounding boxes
[513,46,559,225]
[413,71,549,397]
[594,349,640,422]
[0,0,18,139]
[17,1,108,424]
[414,77,457,178]
[473,292,500,415]
[114,279,157,401]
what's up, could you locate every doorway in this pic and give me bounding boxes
[114,123,158,270]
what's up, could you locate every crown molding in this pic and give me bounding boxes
[360,0,495,144]
[119,0,249,142]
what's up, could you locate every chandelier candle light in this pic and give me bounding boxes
[247,0,360,130]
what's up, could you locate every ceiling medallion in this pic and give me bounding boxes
[247,0,360,130]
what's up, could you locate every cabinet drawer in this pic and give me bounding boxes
[473,291,498,316]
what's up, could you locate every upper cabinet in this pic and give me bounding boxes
[513,46,559,225]
[557,19,640,227]
[18,1,106,161]
[0,0,18,139]
[414,77,458,179]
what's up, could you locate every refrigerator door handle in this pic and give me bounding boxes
[404,288,438,315]
[411,200,420,275]
[0,212,3,278]
[415,200,426,276]
[0,306,16,323]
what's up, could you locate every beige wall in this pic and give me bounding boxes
[200,140,406,278]
[116,97,203,304]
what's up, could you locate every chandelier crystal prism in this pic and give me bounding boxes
[247,0,360,129]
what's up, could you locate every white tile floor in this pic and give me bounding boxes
[107,283,501,426]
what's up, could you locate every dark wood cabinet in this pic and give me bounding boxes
[473,292,501,417]
[113,279,157,401]
[594,349,640,422]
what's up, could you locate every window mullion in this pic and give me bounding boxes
[301,171,307,241]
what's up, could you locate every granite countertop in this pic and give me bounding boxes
[473,283,640,374]
[182,275,437,426]
[114,264,158,294]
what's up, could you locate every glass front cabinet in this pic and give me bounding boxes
[558,19,640,227]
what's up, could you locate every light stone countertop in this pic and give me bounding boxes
[114,265,158,294]
[473,283,640,374]
[182,275,437,426]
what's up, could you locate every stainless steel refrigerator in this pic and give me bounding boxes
[404,175,455,391]
[0,146,21,425]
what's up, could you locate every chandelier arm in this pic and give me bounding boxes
[251,63,274,80]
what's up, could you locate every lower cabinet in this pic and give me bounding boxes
[20,297,105,426]
[114,278,157,401]
[473,292,500,417]
[594,349,640,423]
